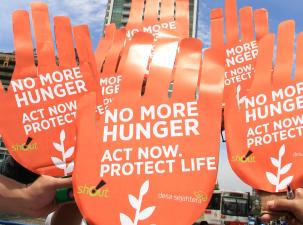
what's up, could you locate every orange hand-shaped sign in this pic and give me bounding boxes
[73,33,225,225]
[0,3,100,176]
[126,0,190,39]
[94,0,192,115]
[225,21,303,192]
[94,0,192,112]
[211,0,269,98]
[94,27,126,115]
[96,0,191,63]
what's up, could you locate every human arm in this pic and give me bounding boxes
[0,175,71,217]
[261,188,303,225]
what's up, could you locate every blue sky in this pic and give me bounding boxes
[198,0,303,47]
[1,0,303,52]
[0,0,302,192]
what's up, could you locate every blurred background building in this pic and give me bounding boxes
[0,52,14,87]
[104,0,199,37]
[0,53,14,161]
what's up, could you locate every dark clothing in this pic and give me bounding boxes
[0,156,39,184]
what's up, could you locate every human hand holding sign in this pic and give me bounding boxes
[0,175,72,217]
[73,32,225,225]
[211,0,269,97]
[262,188,303,224]
[225,20,303,193]
[0,3,100,176]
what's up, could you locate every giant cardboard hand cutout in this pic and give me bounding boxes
[94,0,191,114]
[73,33,225,225]
[95,0,191,72]
[94,27,127,114]
[225,20,303,192]
[0,3,100,176]
[126,0,190,39]
[211,0,269,98]
[96,0,192,63]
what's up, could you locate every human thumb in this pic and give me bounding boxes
[267,199,297,213]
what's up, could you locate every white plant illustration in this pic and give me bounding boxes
[51,130,75,176]
[236,84,246,108]
[120,180,156,225]
[266,144,294,192]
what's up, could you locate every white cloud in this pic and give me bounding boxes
[45,0,107,48]
[197,1,211,47]
[0,0,108,51]
[0,1,34,52]
[46,0,107,27]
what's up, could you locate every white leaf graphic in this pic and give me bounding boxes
[51,157,66,170]
[64,147,75,159]
[120,213,134,225]
[53,142,63,152]
[279,144,286,158]
[266,172,278,186]
[267,145,294,192]
[237,84,241,93]
[270,157,280,168]
[140,180,149,196]
[138,206,156,221]
[277,176,294,191]
[120,180,155,225]
[280,163,292,175]
[66,161,74,174]
[52,130,75,176]
[128,194,139,209]
[60,130,65,142]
